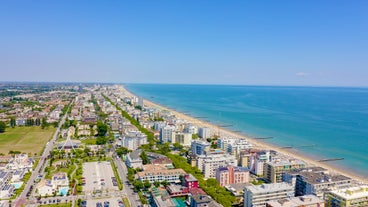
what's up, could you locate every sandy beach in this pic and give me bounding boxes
[121,86,367,184]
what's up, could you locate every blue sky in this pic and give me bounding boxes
[1,1,367,86]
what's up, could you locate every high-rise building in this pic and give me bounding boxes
[244,183,295,207]
[265,159,305,183]
[174,132,192,146]
[198,127,211,139]
[216,166,250,186]
[160,125,176,143]
[191,140,211,155]
[326,186,368,207]
[196,153,237,178]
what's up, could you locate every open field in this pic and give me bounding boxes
[0,126,55,155]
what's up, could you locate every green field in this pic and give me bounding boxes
[0,126,55,155]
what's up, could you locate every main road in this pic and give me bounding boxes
[14,102,73,207]
[113,154,142,207]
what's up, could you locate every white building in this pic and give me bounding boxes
[154,121,166,131]
[0,184,14,199]
[228,139,252,157]
[52,172,69,188]
[122,131,147,150]
[160,125,176,143]
[196,153,237,179]
[125,150,143,169]
[173,132,192,146]
[198,127,211,139]
[191,140,211,155]
[36,179,54,197]
[184,124,198,134]
[137,164,185,183]
[244,183,294,207]
[266,195,325,207]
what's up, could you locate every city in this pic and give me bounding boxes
[0,83,366,207]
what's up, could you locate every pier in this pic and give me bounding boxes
[317,158,344,162]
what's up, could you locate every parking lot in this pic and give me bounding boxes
[84,197,125,207]
[82,161,119,195]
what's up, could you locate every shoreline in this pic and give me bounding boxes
[121,85,367,184]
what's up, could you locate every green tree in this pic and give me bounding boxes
[134,180,144,192]
[153,181,160,188]
[41,117,48,129]
[161,180,169,187]
[96,136,107,145]
[97,122,108,136]
[143,180,151,190]
[10,117,16,127]
[116,147,130,157]
[140,151,150,165]
[0,121,6,133]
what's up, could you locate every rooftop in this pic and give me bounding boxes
[329,186,368,200]
[299,171,351,185]
[266,195,325,206]
[245,182,294,194]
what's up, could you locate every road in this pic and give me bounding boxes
[113,156,142,207]
[14,102,72,207]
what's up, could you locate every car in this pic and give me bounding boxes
[103,201,110,207]
[96,202,103,207]
[81,200,87,207]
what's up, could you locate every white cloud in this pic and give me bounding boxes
[296,72,310,77]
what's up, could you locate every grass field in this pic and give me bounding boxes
[0,126,55,155]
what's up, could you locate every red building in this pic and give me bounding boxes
[183,174,199,189]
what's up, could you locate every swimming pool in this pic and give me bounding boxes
[58,187,69,196]
[12,182,23,189]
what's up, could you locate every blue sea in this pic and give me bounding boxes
[125,84,368,178]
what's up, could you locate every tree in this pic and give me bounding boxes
[161,180,169,187]
[173,142,183,150]
[143,180,151,190]
[134,181,144,192]
[0,121,5,133]
[97,122,108,136]
[10,117,16,127]
[96,136,107,145]
[153,181,160,188]
[140,151,150,165]
[41,117,48,129]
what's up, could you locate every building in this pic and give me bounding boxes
[326,186,368,207]
[125,149,143,169]
[228,139,252,157]
[0,184,14,198]
[52,172,69,188]
[191,140,211,155]
[196,153,237,179]
[294,169,352,198]
[244,183,295,207]
[265,159,305,183]
[36,179,54,197]
[137,164,186,183]
[151,187,176,207]
[184,124,198,134]
[190,195,223,207]
[122,131,147,150]
[183,174,199,189]
[173,132,192,146]
[266,195,325,207]
[198,127,211,139]
[160,125,176,143]
[216,166,250,186]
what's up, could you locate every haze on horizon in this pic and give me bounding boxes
[1,1,368,87]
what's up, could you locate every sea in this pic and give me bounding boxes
[125,84,368,178]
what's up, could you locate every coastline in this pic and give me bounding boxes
[121,85,367,184]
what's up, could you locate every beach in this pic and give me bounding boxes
[121,85,367,184]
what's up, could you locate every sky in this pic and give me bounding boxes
[1,1,368,86]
